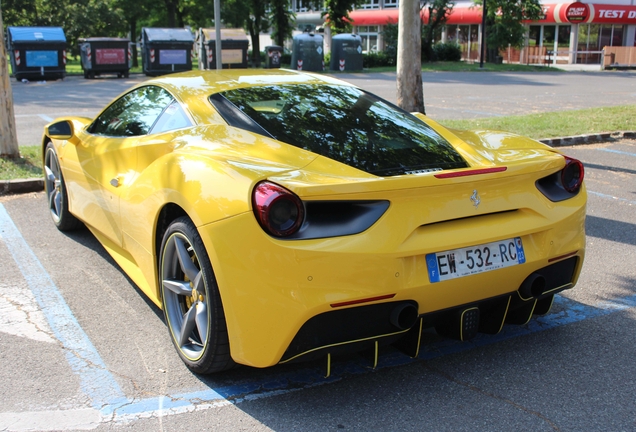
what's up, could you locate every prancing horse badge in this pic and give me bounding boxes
[470,190,481,208]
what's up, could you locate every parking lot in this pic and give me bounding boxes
[1,72,636,431]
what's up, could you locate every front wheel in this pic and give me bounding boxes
[160,217,234,374]
[44,142,82,231]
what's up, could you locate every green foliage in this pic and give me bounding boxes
[2,0,128,55]
[381,22,398,63]
[363,51,395,68]
[320,0,363,34]
[269,0,295,47]
[433,42,461,61]
[477,0,543,53]
[222,0,269,66]
[421,0,454,62]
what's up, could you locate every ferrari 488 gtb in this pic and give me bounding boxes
[42,70,586,374]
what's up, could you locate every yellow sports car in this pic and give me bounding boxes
[42,69,586,374]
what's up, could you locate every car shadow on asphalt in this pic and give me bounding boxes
[586,215,636,247]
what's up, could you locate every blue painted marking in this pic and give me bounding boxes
[588,190,636,206]
[596,148,636,158]
[0,204,127,411]
[107,294,636,420]
[3,201,636,422]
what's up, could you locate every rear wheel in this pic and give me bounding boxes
[44,142,82,231]
[160,217,234,374]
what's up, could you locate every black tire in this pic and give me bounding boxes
[44,142,83,231]
[159,216,234,374]
[123,71,129,78]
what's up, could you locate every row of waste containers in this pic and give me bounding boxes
[6,26,364,81]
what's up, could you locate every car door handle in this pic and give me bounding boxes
[110,178,120,187]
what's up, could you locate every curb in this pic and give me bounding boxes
[0,178,45,195]
[539,130,636,147]
[2,131,635,196]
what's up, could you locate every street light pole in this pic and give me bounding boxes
[214,0,222,70]
[479,0,487,69]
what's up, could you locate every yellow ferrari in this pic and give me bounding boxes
[42,69,586,374]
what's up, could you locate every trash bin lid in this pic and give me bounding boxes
[200,28,248,42]
[143,28,194,43]
[8,27,66,42]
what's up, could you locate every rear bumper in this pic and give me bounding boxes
[198,195,586,368]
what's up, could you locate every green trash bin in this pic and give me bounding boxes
[330,34,363,71]
[291,33,324,72]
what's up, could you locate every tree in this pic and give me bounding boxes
[421,0,454,61]
[222,0,269,67]
[322,0,358,34]
[0,3,19,157]
[476,0,543,60]
[396,0,424,113]
[270,0,294,47]
[114,0,154,67]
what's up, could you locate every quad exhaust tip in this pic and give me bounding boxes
[391,303,418,330]
[519,273,547,299]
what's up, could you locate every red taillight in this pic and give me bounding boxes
[252,181,304,237]
[561,156,584,193]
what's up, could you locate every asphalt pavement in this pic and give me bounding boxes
[10,69,636,147]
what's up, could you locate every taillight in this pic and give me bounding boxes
[561,156,584,193]
[535,155,585,202]
[252,181,304,237]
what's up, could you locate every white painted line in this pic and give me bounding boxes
[38,114,54,122]
[0,409,101,432]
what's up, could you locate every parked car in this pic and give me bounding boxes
[42,69,586,374]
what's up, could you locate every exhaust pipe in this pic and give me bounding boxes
[390,303,418,330]
[519,273,547,299]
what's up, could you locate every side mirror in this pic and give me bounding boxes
[46,120,74,140]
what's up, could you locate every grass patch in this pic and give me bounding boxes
[0,146,43,180]
[439,105,636,139]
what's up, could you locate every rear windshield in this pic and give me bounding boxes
[210,84,467,176]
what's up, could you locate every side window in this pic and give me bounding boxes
[89,86,174,137]
[150,100,192,134]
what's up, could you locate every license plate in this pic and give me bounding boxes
[426,237,526,283]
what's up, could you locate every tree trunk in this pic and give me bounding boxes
[0,5,19,158]
[130,19,138,68]
[396,0,425,114]
[165,0,177,27]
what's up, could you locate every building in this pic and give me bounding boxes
[292,0,636,65]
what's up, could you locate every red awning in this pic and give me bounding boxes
[348,3,636,27]
[349,6,483,26]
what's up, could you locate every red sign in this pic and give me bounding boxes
[566,2,590,22]
[96,48,125,65]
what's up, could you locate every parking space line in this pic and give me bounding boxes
[0,204,126,411]
[38,114,54,123]
[588,190,636,206]
[108,294,636,424]
[595,148,636,157]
